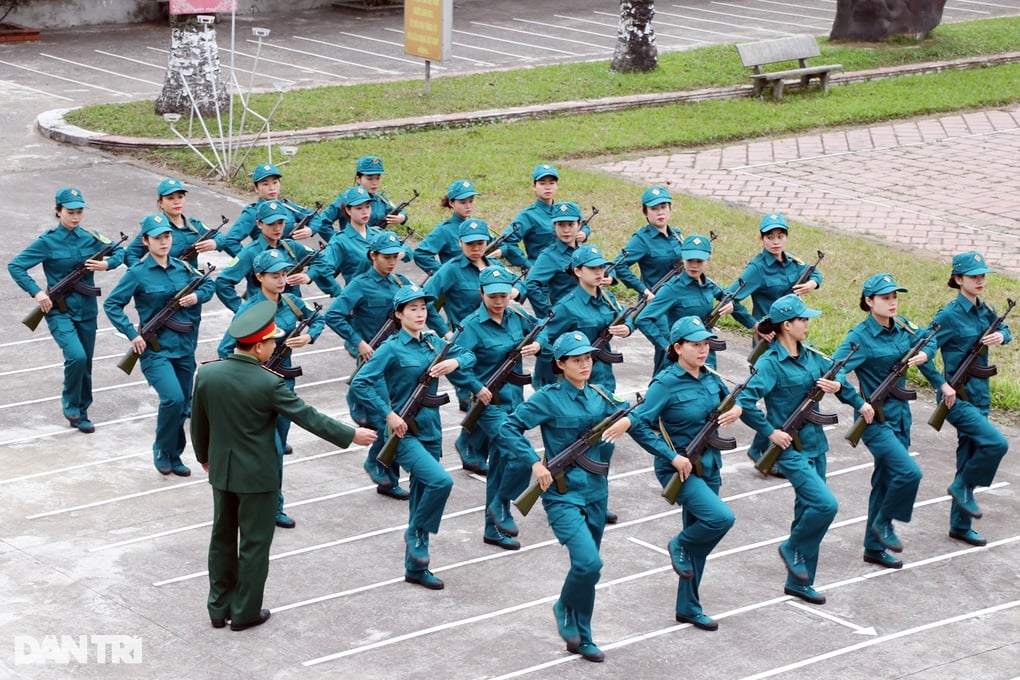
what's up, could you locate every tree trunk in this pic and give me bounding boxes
[830,0,947,42]
[610,0,658,73]
[155,14,229,116]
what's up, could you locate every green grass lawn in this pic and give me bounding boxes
[119,17,1020,410]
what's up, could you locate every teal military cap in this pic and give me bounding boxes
[342,185,372,207]
[157,178,187,196]
[459,219,491,243]
[769,293,821,323]
[55,187,87,209]
[229,299,284,342]
[641,186,672,207]
[479,265,514,294]
[551,202,583,223]
[140,214,173,238]
[256,200,289,224]
[251,163,282,183]
[253,249,290,274]
[370,230,405,254]
[552,331,596,359]
[952,251,993,276]
[571,244,610,269]
[759,212,789,233]
[862,273,908,297]
[532,163,558,181]
[357,155,385,175]
[447,179,477,200]
[392,284,435,310]
[682,234,713,261]
[669,316,717,344]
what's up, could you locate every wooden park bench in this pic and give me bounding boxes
[736,35,843,100]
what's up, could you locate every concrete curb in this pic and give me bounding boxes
[35,52,1020,150]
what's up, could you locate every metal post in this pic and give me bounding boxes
[425,59,431,95]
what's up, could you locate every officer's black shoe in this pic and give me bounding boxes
[230,609,270,631]
[283,444,293,455]
[210,618,227,629]
[275,513,296,529]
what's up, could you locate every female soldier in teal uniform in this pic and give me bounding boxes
[219,249,325,529]
[126,178,225,267]
[320,186,387,293]
[500,331,636,662]
[223,163,315,256]
[613,186,684,299]
[324,230,444,496]
[9,187,126,433]
[833,274,941,569]
[631,317,738,631]
[311,155,408,241]
[524,201,585,320]
[455,265,540,550]
[636,234,755,372]
[924,252,1010,548]
[105,215,215,476]
[729,213,823,466]
[737,294,866,605]
[413,179,477,276]
[349,286,476,590]
[215,200,334,312]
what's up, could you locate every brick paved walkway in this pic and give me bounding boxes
[600,106,1020,275]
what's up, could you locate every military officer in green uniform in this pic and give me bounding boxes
[192,301,376,631]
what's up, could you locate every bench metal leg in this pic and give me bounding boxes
[820,71,831,93]
[772,79,784,99]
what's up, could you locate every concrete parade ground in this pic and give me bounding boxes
[1,1,1019,678]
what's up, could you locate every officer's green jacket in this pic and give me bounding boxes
[324,268,444,358]
[8,223,126,321]
[454,303,538,406]
[833,315,942,424]
[214,234,333,312]
[631,363,730,481]
[311,191,406,243]
[924,294,1013,410]
[192,353,355,493]
[500,382,628,505]
[499,200,592,271]
[524,239,577,320]
[613,223,684,295]
[737,341,864,456]
[125,214,224,267]
[348,329,476,442]
[223,198,312,257]
[412,214,465,275]
[217,291,324,360]
[424,254,526,336]
[729,249,823,320]
[636,272,756,353]
[104,256,215,358]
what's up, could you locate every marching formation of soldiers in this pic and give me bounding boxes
[8,157,1011,658]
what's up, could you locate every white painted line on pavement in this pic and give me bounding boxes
[169,45,341,80]
[247,39,398,74]
[0,452,140,485]
[628,10,768,40]
[711,1,834,23]
[0,79,74,101]
[0,59,132,96]
[659,7,790,36]
[380,28,497,65]
[786,601,876,635]
[685,5,829,29]
[512,18,614,48]
[465,24,585,56]
[93,50,165,71]
[301,34,427,71]
[39,53,162,87]
[744,0,833,17]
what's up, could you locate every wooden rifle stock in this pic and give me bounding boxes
[177,215,228,263]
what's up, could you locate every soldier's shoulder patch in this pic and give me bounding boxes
[787,253,804,266]
[88,228,111,244]
[226,256,240,267]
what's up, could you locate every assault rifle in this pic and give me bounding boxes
[747,250,825,365]
[756,343,859,476]
[581,205,599,233]
[514,394,644,516]
[177,215,228,263]
[345,313,400,386]
[845,323,939,446]
[661,369,754,503]
[116,264,216,375]
[22,232,129,332]
[703,278,746,352]
[287,241,327,277]
[460,310,555,433]
[371,190,419,228]
[284,199,324,233]
[929,298,1015,431]
[377,326,463,467]
[484,223,520,258]
[601,248,629,279]
[263,302,323,379]
[590,262,683,364]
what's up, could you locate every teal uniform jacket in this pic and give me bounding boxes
[455,303,538,408]
[217,291,325,361]
[729,249,824,321]
[535,287,631,391]
[104,256,215,357]
[524,240,577,320]
[321,224,386,292]
[125,214,225,267]
[499,201,592,271]
[637,272,757,360]
[311,191,406,243]
[223,198,313,257]
[424,254,526,336]
[324,268,444,359]
[613,223,684,295]
[412,214,465,275]
[214,235,333,312]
